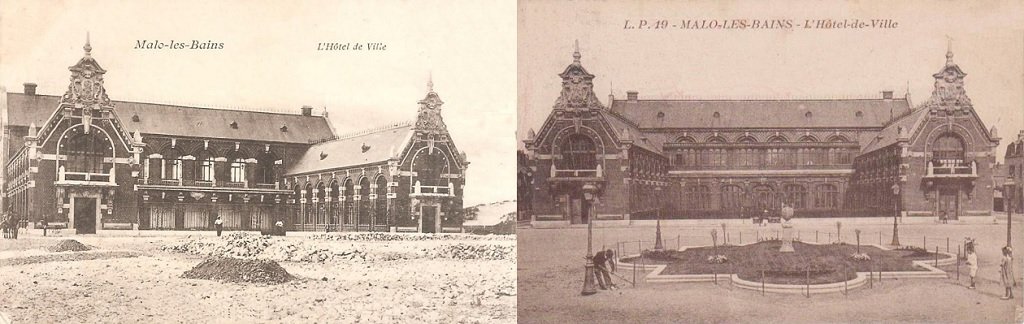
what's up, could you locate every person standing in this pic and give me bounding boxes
[966,240,978,289]
[1000,246,1015,300]
[214,215,224,237]
[274,220,285,236]
[9,213,19,239]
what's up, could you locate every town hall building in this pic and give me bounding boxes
[1,39,468,234]
[521,44,1001,226]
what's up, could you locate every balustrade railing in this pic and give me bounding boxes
[926,160,976,177]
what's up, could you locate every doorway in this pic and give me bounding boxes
[937,187,959,220]
[74,197,97,234]
[567,192,591,224]
[421,206,438,233]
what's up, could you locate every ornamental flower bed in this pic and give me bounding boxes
[624,241,945,284]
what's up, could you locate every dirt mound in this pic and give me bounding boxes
[434,243,515,260]
[182,257,293,284]
[48,240,91,252]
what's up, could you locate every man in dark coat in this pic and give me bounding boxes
[592,250,613,290]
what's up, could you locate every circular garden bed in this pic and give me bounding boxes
[622,241,943,285]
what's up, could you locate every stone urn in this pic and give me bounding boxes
[779,205,796,253]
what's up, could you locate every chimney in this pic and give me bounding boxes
[23,83,37,95]
[300,105,313,116]
[626,91,638,102]
[882,90,893,100]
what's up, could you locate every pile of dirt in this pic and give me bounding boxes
[433,243,515,260]
[310,232,514,242]
[48,240,91,252]
[162,233,366,263]
[182,257,293,284]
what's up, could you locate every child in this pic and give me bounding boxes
[965,239,978,289]
[1000,246,1015,300]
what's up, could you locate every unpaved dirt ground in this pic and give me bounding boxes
[518,221,1024,323]
[0,233,515,323]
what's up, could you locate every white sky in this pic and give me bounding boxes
[518,0,1024,162]
[0,0,516,205]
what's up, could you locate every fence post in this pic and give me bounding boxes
[879,231,882,245]
[924,236,927,249]
[946,237,949,253]
[844,267,849,296]
[761,270,766,296]
[816,230,819,243]
[828,232,832,242]
[956,247,961,281]
[935,246,939,267]
[677,234,681,250]
[633,254,637,288]
[869,263,873,288]
[739,231,742,245]
[714,267,718,285]
[805,265,810,298]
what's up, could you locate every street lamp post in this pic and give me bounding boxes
[654,186,664,251]
[1006,179,1015,247]
[891,183,901,246]
[581,183,599,296]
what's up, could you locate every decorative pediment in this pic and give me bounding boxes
[553,41,604,111]
[62,35,111,107]
[414,76,448,134]
[922,46,972,114]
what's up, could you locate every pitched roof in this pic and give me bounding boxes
[5,92,333,144]
[600,110,663,154]
[285,122,414,176]
[860,107,929,154]
[609,98,911,129]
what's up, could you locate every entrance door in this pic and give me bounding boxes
[74,198,97,234]
[421,206,437,233]
[567,192,591,224]
[938,187,959,220]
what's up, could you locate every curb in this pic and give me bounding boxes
[616,242,958,295]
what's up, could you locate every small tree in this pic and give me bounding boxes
[855,229,862,253]
[721,223,728,245]
[711,229,718,249]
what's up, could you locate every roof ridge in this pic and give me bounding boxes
[602,108,640,128]
[614,97,907,102]
[6,91,316,117]
[312,120,413,144]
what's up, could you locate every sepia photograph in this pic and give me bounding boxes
[517,1,1024,323]
[0,0,516,323]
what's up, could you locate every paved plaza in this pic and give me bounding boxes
[518,217,1024,323]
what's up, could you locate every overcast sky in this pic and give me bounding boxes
[0,0,516,206]
[519,0,1024,162]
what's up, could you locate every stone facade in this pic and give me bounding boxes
[522,45,1000,225]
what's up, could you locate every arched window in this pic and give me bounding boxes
[230,158,246,183]
[329,180,341,226]
[344,179,355,225]
[359,177,372,226]
[292,184,303,226]
[412,149,452,193]
[315,182,326,226]
[196,151,215,182]
[933,133,965,165]
[720,185,745,211]
[752,185,777,210]
[64,132,112,174]
[813,184,839,209]
[561,134,597,170]
[304,183,314,224]
[163,149,182,180]
[684,185,712,210]
[255,152,278,184]
[375,176,388,228]
[783,184,807,209]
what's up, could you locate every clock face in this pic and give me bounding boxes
[944,72,957,82]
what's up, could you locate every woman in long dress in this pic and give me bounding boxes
[1000,246,1015,300]
[966,240,978,289]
